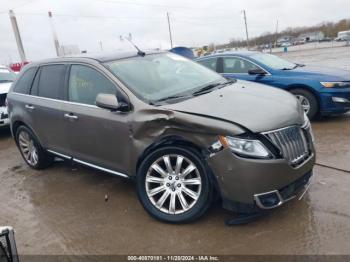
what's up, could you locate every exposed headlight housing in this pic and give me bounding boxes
[320,81,350,88]
[219,136,271,158]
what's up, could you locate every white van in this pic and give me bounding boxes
[336,30,350,41]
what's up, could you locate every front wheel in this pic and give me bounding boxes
[290,89,318,119]
[136,146,212,223]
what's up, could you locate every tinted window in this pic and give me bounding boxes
[223,57,259,74]
[68,65,116,105]
[13,67,36,94]
[197,57,218,71]
[37,65,66,99]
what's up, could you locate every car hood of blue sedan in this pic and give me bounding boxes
[282,65,350,81]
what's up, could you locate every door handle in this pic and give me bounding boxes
[25,104,35,110]
[64,113,78,120]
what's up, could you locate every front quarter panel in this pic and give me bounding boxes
[127,107,246,176]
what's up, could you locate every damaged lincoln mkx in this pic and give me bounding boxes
[7,51,315,223]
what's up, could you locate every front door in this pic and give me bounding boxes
[220,56,274,86]
[62,64,131,174]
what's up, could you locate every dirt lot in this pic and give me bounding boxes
[1,46,350,256]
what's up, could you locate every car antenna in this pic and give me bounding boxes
[120,34,145,57]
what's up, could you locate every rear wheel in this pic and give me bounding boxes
[136,146,212,223]
[15,126,54,169]
[290,89,318,119]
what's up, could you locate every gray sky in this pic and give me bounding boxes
[0,0,349,63]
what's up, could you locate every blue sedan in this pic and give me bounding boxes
[196,51,350,119]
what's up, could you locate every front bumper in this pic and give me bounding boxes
[319,89,350,115]
[253,171,312,209]
[208,148,315,213]
[0,106,9,127]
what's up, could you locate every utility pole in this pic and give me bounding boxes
[242,10,249,50]
[9,10,26,63]
[167,12,173,48]
[274,19,279,48]
[99,41,103,51]
[48,11,61,57]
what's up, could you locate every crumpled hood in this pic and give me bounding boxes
[162,80,304,133]
[288,65,350,81]
[0,82,12,94]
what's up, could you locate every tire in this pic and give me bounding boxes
[290,88,318,119]
[15,125,54,169]
[136,146,212,223]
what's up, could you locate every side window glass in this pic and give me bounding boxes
[197,58,218,71]
[12,67,36,94]
[68,65,116,105]
[37,65,66,99]
[223,57,259,74]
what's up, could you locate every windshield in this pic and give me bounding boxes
[250,53,296,70]
[0,68,16,83]
[105,53,225,102]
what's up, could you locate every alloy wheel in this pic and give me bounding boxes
[295,94,311,114]
[18,130,39,166]
[145,154,202,214]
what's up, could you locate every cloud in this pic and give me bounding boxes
[0,0,349,63]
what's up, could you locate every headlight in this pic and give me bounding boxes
[219,136,271,158]
[320,82,350,88]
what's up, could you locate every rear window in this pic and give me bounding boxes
[37,65,66,99]
[12,67,37,94]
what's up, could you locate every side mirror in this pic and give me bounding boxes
[96,93,130,112]
[248,68,267,75]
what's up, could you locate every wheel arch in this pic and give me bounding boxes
[135,135,221,196]
[12,120,44,148]
[286,84,321,113]
[286,84,321,105]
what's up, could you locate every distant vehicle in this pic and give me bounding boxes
[0,65,16,127]
[335,30,350,41]
[196,51,350,119]
[293,39,306,45]
[318,37,332,42]
[280,42,292,47]
[7,51,315,223]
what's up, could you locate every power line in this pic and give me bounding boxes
[93,0,226,11]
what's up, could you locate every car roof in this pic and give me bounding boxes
[200,50,260,58]
[29,50,166,66]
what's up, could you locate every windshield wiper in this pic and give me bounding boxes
[154,94,189,103]
[192,82,223,96]
[0,80,13,83]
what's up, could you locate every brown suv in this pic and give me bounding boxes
[7,51,315,223]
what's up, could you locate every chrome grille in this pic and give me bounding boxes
[263,125,311,166]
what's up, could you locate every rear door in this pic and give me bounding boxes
[62,64,131,174]
[29,64,70,155]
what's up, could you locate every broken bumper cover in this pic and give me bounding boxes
[253,171,313,209]
[0,106,9,127]
[207,148,315,213]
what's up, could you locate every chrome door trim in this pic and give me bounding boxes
[47,149,129,178]
[47,149,71,159]
[11,92,100,109]
[73,158,129,178]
